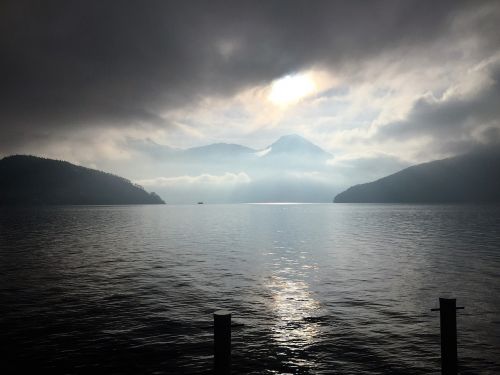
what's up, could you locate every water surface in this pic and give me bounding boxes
[1,204,499,374]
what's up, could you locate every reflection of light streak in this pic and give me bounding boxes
[267,276,321,346]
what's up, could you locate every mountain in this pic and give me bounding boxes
[126,134,338,203]
[183,143,255,160]
[258,134,331,159]
[0,155,165,205]
[130,134,330,164]
[177,135,330,162]
[334,149,500,203]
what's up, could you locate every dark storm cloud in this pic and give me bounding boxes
[0,0,497,151]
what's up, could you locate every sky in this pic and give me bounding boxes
[1,1,500,201]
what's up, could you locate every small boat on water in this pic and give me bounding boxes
[197,201,204,204]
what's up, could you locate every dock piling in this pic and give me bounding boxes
[431,298,464,375]
[214,310,231,374]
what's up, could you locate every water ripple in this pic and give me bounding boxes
[1,204,499,373]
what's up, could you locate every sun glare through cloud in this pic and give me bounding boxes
[268,73,316,106]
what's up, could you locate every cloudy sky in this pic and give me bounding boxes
[1,1,499,200]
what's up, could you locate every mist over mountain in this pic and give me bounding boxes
[334,148,500,203]
[0,155,165,205]
[132,134,346,203]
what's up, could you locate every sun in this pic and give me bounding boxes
[268,73,316,106]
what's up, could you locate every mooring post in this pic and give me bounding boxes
[214,310,231,374]
[431,298,464,375]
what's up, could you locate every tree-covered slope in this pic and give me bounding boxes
[0,155,165,205]
[334,149,500,203]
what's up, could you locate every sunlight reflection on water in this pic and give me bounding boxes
[268,276,321,345]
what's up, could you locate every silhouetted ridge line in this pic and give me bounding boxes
[0,155,165,205]
[334,148,500,203]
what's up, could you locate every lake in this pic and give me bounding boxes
[1,204,499,374]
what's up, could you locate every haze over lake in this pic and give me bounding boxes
[2,204,499,374]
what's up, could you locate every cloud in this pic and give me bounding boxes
[326,152,410,185]
[2,0,497,154]
[136,172,251,187]
[375,56,500,156]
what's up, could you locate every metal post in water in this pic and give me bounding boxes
[214,310,231,374]
[431,298,464,375]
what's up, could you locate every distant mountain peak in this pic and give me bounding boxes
[183,142,255,160]
[188,142,255,152]
[264,134,330,158]
[272,134,310,144]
